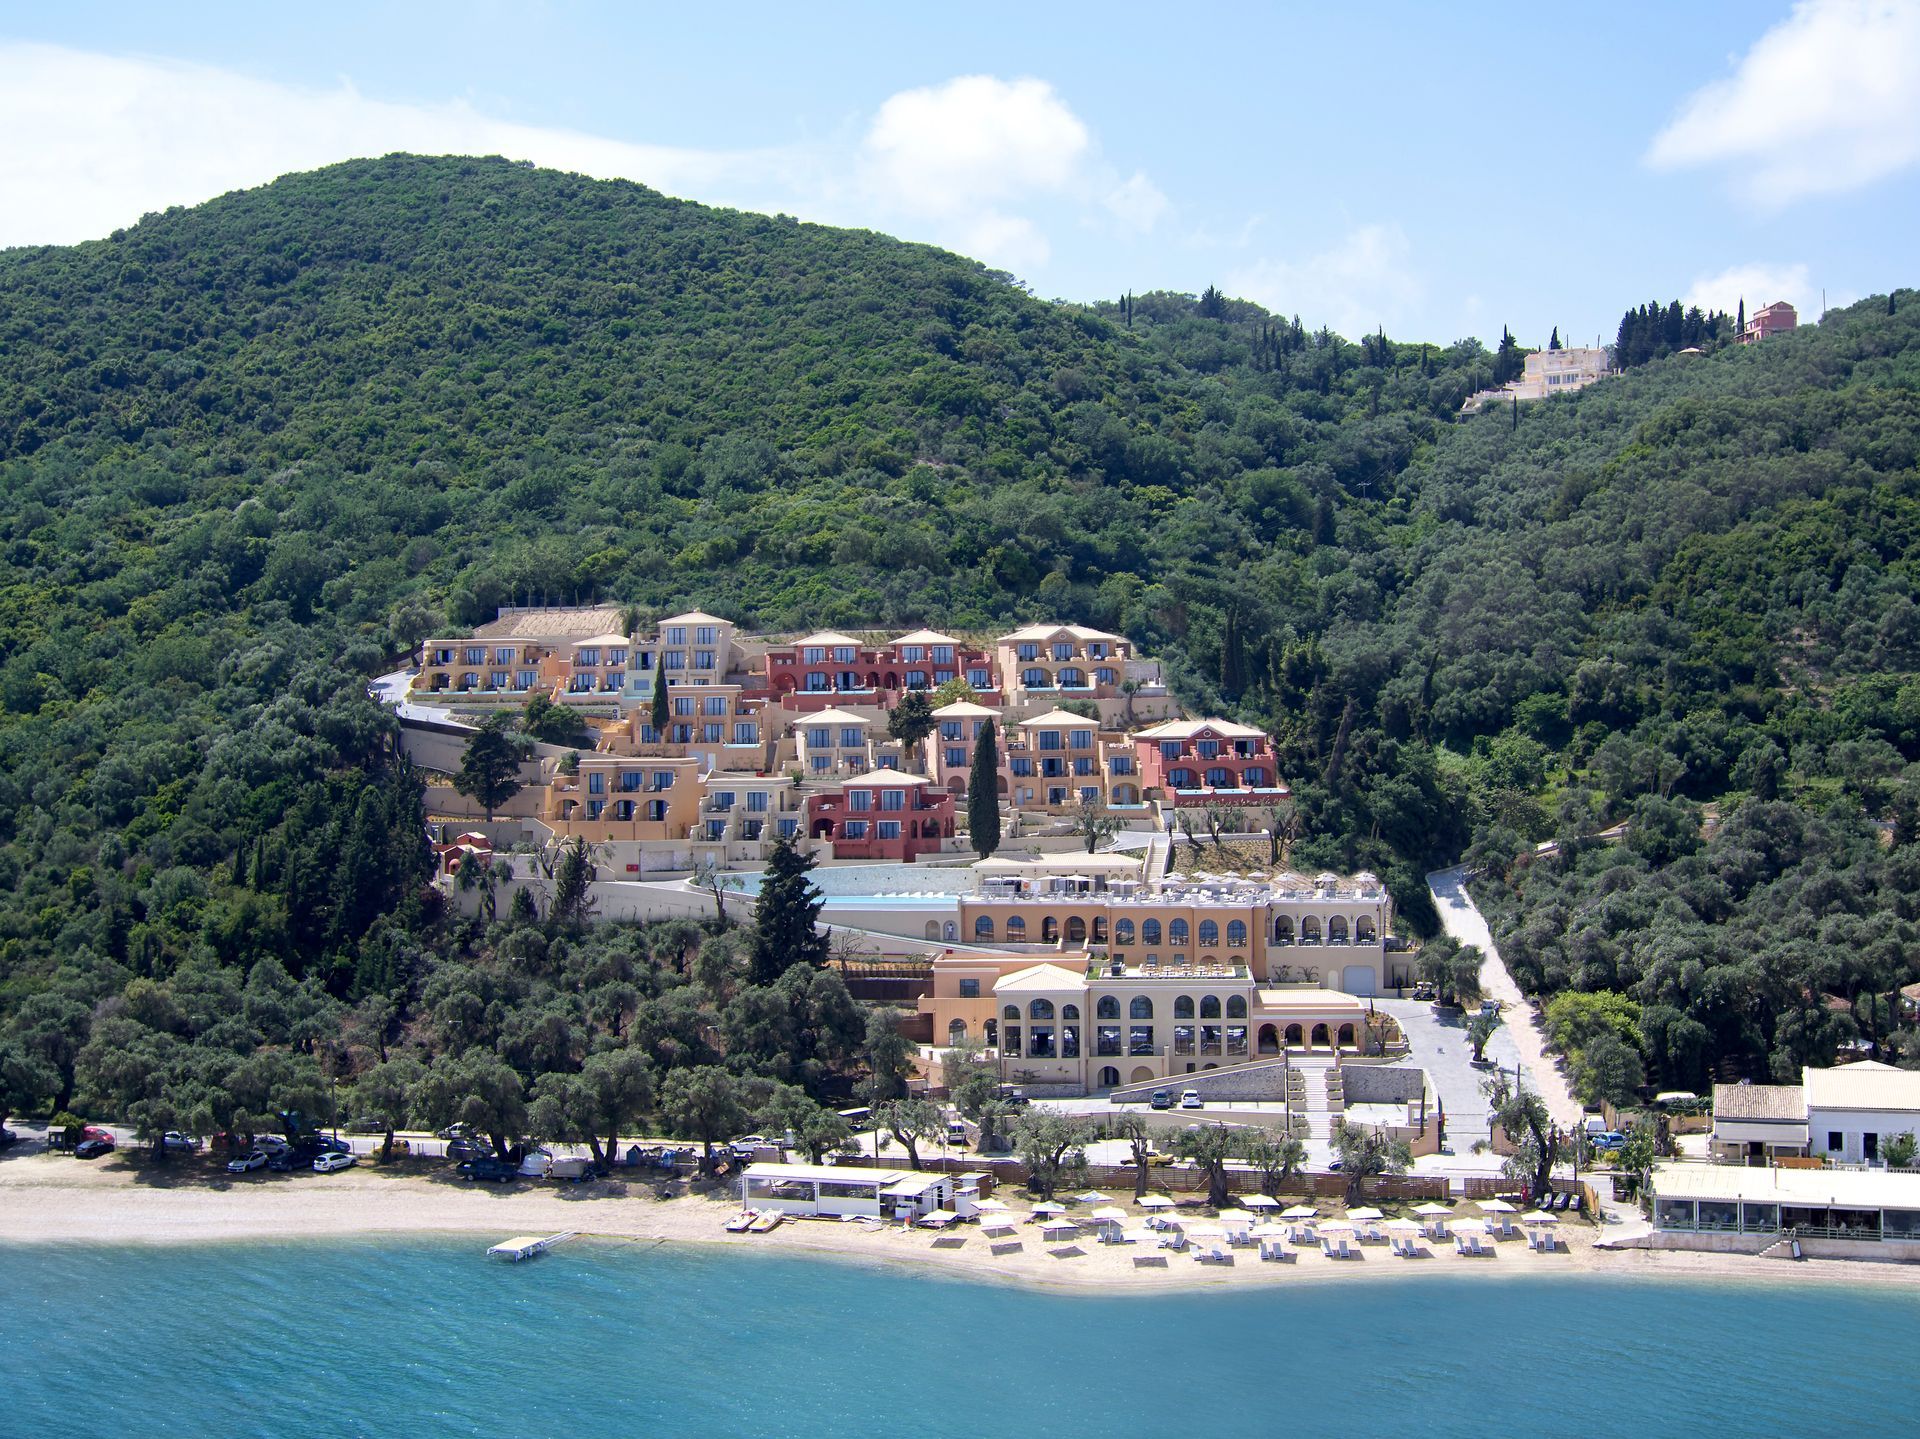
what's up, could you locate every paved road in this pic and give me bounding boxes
[1428,866,1582,1128]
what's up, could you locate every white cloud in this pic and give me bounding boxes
[0,45,1164,279]
[1647,0,1920,205]
[0,41,803,249]
[1683,261,1815,318]
[1226,224,1421,339]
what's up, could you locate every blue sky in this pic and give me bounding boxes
[3,2,1916,347]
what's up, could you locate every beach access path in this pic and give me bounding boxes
[1428,866,1582,1129]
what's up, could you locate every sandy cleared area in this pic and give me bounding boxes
[4,1151,1919,1295]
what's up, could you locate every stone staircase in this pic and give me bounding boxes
[1298,1061,1339,1141]
[1758,1232,1804,1261]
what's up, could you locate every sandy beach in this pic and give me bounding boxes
[7,1151,1920,1295]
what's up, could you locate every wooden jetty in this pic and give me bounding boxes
[487,1230,578,1262]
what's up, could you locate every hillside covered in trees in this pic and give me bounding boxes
[0,154,1916,1136]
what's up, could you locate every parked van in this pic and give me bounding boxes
[547,1155,594,1182]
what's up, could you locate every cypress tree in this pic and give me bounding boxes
[649,660,669,737]
[748,833,830,984]
[967,720,1001,859]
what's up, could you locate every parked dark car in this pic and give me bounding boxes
[447,1137,491,1163]
[1149,1090,1173,1110]
[0,1126,19,1150]
[458,1157,519,1184]
[75,1137,116,1159]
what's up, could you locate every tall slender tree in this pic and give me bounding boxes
[967,720,1001,858]
[748,833,829,984]
[649,660,669,737]
[453,714,524,821]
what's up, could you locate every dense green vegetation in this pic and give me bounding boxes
[0,154,1915,1139]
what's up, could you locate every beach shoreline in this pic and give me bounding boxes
[6,1154,1920,1297]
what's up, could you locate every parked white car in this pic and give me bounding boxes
[312,1151,356,1173]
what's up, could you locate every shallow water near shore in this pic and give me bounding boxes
[6,1236,1915,1437]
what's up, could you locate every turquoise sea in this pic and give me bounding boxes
[4,1238,1914,1438]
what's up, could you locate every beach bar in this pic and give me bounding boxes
[740,1163,953,1221]
[1650,1163,1920,1247]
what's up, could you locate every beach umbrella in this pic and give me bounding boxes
[1520,1209,1558,1224]
[1187,1224,1228,1238]
[1250,1223,1289,1238]
[1347,1207,1384,1221]
[1280,1205,1318,1220]
[1137,1195,1176,1210]
[1316,1219,1356,1236]
[1451,1216,1489,1232]
[1386,1218,1419,1232]
[1122,1228,1157,1246]
[1412,1202,1452,1217]
[922,1209,958,1225]
[1090,1206,1128,1221]
[974,1197,1010,1212]
[981,1220,1016,1236]
[1242,1195,1280,1209]
[1074,1191,1112,1204]
[1040,1218,1080,1237]
[1216,1210,1255,1229]
[1478,1198,1518,1214]
[1031,1201,1067,1215]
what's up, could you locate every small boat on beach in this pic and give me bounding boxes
[724,1211,756,1233]
[748,1211,784,1233]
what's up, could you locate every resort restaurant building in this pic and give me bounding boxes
[1651,1163,1920,1247]
[956,870,1397,994]
[1708,1062,1920,1166]
[919,950,1371,1091]
[740,1163,953,1221]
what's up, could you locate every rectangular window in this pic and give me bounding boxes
[1829,1131,1844,1153]
[877,821,901,840]
[664,651,685,669]
[696,626,717,645]
[1071,730,1093,750]
[807,728,830,749]
[968,668,991,688]
[804,647,825,664]
[1110,755,1133,775]
[1038,732,1063,751]
[1129,1025,1155,1056]
[959,978,980,999]
[708,791,734,811]
[651,771,673,790]
[881,790,905,811]
[664,627,686,646]
[940,722,962,741]
[675,697,695,716]
[900,646,924,662]
[703,724,723,743]
[947,748,966,768]
[840,728,863,749]
[848,790,871,812]
[464,646,487,665]
[812,756,831,771]
[516,670,536,690]
[706,820,726,841]
[1017,644,1038,661]
[733,723,757,744]
[607,649,627,667]
[588,773,605,795]
[1012,758,1032,776]
[747,791,769,812]
[844,820,868,839]
[1074,758,1093,777]
[704,696,727,715]
[695,651,715,670]
[778,818,798,837]
[932,645,954,664]
[1096,1026,1122,1057]
[834,647,857,664]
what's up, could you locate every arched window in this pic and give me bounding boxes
[1168,768,1198,789]
[1002,1005,1020,1022]
[1091,918,1107,943]
[1169,919,1190,946]
[1226,920,1247,946]
[1041,917,1059,943]
[1029,998,1054,1021]
[1129,996,1154,1020]
[1274,916,1294,943]
[1115,919,1135,944]
[1062,1004,1080,1022]
[1007,915,1026,940]
[1065,915,1087,943]
[1096,996,1120,1020]
[1142,919,1162,945]
[1301,916,1321,943]
[1226,995,1247,1019]
[1199,995,1222,1019]
[948,1019,967,1045]
[1174,996,1195,1019]
[974,916,995,940]
[1356,916,1377,942]
[1198,919,1219,947]
[1329,916,1349,944]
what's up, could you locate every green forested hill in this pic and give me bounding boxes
[1,154,1917,1133]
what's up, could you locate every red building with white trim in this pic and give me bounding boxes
[805,771,956,861]
[1132,719,1287,807]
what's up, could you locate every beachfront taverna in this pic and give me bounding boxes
[1651,1164,1920,1252]
[1709,1062,1920,1166]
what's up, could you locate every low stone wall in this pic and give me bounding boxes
[1340,1064,1428,1105]
[1110,1055,1301,1104]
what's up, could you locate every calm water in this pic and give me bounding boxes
[4,1239,1914,1437]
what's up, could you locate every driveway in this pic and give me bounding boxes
[1428,867,1582,1128]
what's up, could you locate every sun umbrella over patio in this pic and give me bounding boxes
[1347,1207,1384,1221]
[1478,1198,1518,1214]
[1280,1205,1318,1220]
[1137,1195,1176,1209]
